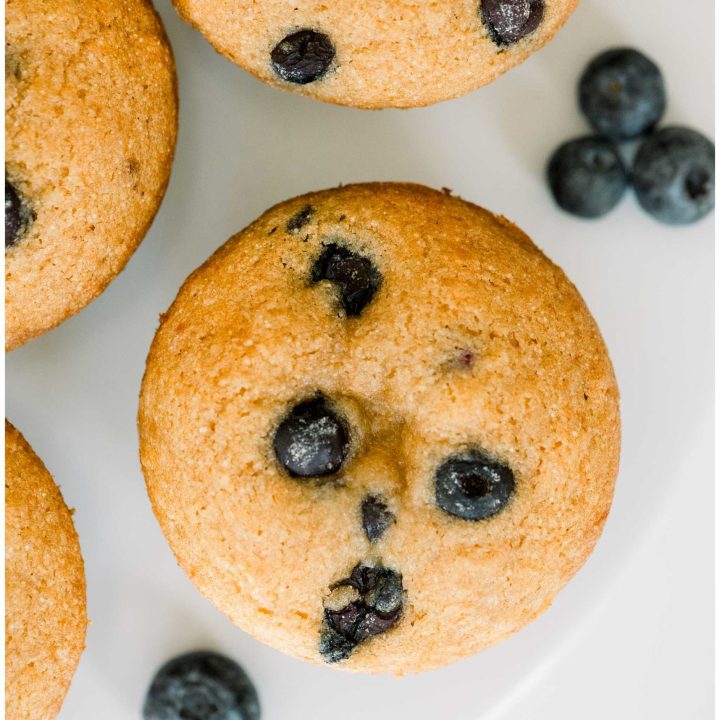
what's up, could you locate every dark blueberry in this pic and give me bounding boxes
[271,30,335,85]
[325,600,366,639]
[311,243,381,317]
[547,136,627,218]
[336,564,372,593]
[273,396,349,478]
[353,607,402,644]
[335,564,402,605]
[632,126,715,225]
[579,48,666,141]
[363,568,404,615]
[338,563,383,595]
[435,449,515,521]
[319,563,404,663]
[318,625,356,664]
[142,651,260,720]
[481,0,544,46]
[360,495,395,542]
[286,205,314,233]
[5,176,35,248]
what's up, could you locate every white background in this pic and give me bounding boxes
[6,0,714,717]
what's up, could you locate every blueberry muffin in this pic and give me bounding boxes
[139,183,620,675]
[5,421,87,719]
[5,0,178,351]
[172,0,578,108]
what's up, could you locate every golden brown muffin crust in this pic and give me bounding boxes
[173,0,578,108]
[5,421,87,719]
[139,183,620,674]
[5,0,178,350]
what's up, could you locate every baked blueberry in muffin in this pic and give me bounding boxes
[172,0,579,108]
[139,183,619,674]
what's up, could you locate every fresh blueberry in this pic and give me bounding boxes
[286,205,314,233]
[5,176,35,248]
[143,651,260,720]
[547,136,627,218]
[579,48,666,141]
[311,243,381,317]
[273,396,349,478]
[271,30,335,85]
[481,0,544,46]
[360,495,395,542]
[632,126,715,225]
[320,563,404,663]
[435,449,515,521]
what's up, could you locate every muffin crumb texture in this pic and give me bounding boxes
[5,0,178,350]
[172,0,578,108]
[5,421,87,719]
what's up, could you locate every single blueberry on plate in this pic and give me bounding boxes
[5,176,35,248]
[579,48,666,141]
[311,243,381,317]
[481,0,544,46]
[143,651,260,720]
[273,396,350,478]
[271,30,335,84]
[632,126,715,225]
[435,449,515,521]
[547,136,627,218]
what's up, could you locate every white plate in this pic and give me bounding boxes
[6,0,713,717]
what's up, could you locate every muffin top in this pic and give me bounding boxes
[5,0,177,350]
[173,0,578,108]
[5,421,87,718]
[139,183,619,674]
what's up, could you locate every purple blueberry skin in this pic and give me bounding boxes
[547,136,628,219]
[579,48,666,141]
[143,651,260,720]
[632,126,715,225]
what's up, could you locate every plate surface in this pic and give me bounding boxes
[6,0,713,717]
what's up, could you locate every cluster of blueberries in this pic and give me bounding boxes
[547,48,715,224]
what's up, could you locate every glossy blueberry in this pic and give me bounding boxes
[273,396,349,478]
[547,136,627,218]
[311,243,381,317]
[632,126,715,225]
[5,176,34,248]
[360,495,395,542]
[320,563,404,663]
[271,30,335,85]
[435,449,515,521]
[579,48,666,141]
[286,205,314,233]
[481,0,544,46]
[143,651,260,720]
